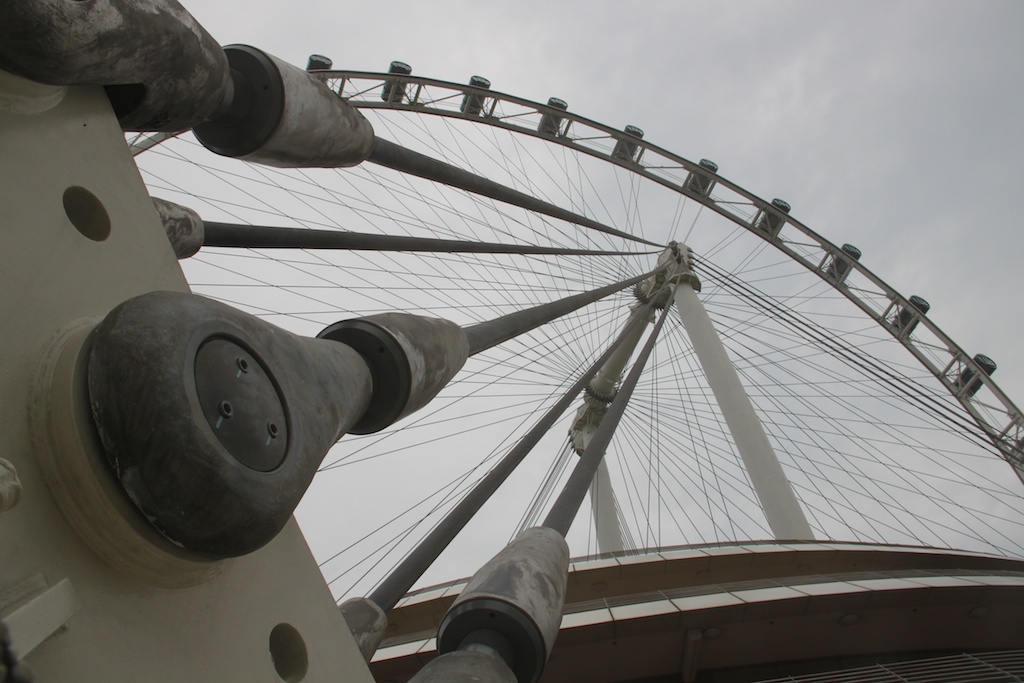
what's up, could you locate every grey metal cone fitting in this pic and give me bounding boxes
[408,650,517,683]
[319,313,469,434]
[438,526,569,683]
[193,45,374,168]
[152,198,204,259]
[87,291,373,557]
[0,0,228,131]
[339,597,388,662]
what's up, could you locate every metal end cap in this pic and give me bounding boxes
[318,319,411,434]
[439,597,545,683]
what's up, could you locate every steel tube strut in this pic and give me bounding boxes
[465,269,657,355]
[368,306,653,614]
[543,299,674,536]
[202,221,652,257]
[368,137,662,248]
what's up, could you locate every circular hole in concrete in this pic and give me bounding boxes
[269,623,308,682]
[62,186,110,241]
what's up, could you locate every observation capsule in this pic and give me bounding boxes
[538,97,568,136]
[461,75,491,115]
[612,124,645,163]
[684,158,719,197]
[894,295,930,335]
[306,54,332,71]
[957,354,997,398]
[827,243,862,280]
[754,198,791,235]
[382,60,412,103]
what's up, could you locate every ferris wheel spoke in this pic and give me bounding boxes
[367,138,661,248]
[200,220,650,256]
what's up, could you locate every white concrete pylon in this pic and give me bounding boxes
[673,267,813,540]
[589,458,625,553]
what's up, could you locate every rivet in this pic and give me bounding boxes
[218,401,233,418]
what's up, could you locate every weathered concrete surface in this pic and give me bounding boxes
[340,596,388,662]
[0,0,228,131]
[0,73,374,682]
[152,198,203,259]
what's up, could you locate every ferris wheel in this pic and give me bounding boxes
[3,2,1024,679]
[129,57,1024,603]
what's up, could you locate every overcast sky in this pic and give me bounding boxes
[185,0,1024,398]
[176,0,1024,594]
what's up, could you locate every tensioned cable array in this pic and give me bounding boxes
[693,256,998,452]
[132,88,1024,600]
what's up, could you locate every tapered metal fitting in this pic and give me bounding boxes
[193,45,374,168]
[319,313,469,434]
[438,527,569,683]
[87,291,373,557]
[152,198,204,259]
[339,597,388,662]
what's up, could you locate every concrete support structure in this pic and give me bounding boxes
[673,283,813,540]
[590,460,625,553]
[0,72,376,682]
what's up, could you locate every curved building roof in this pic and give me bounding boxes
[371,541,1024,682]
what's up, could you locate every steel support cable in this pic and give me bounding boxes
[367,112,620,259]
[703,308,927,537]
[622,411,771,539]
[703,293,1002,519]
[368,303,655,613]
[696,283,1022,549]
[726,353,914,544]
[718,323,990,500]
[368,127,634,253]
[513,440,576,538]
[693,256,996,448]
[202,221,655,257]
[655,321,753,540]
[330,364,586,593]
[695,258,983,437]
[352,129,630,286]
[354,149,623,325]
[464,269,657,355]
[543,297,675,537]
[318,303,627,473]
[368,137,663,248]
[311,158,630,321]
